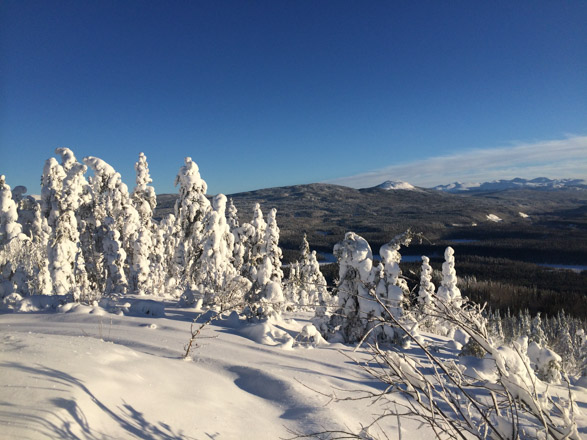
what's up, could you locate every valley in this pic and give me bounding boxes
[157,183,587,318]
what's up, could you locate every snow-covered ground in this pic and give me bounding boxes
[486,213,503,222]
[0,297,430,439]
[2,297,586,439]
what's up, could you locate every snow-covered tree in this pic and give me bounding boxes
[527,340,562,383]
[47,159,91,299]
[0,176,30,297]
[243,207,285,317]
[232,221,254,277]
[330,232,380,343]
[83,156,137,239]
[152,213,180,296]
[227,198,239,232]
[417,255,435,311]
[102,216,127,294]
[129,153,157,295]
[195,194,250,308]
[284,234,310,309]
[244,203,267,280]
[305,250,331,313]
[555,313,576,372]
[285,234,330,313]
[41,158,66,228]
[0,175,26,245]
[376,232,411,320]
[83,155,140,289]
[173,157,211,286]
[530,312,547,346]
[488,309,505,344]
[237,203,267,296]
[436,246,462,308]
[132,152,157,224]
[518,309,532,339]
[53,149,95,297]
[12,186,39,239]
[284,260,301,308]
[262,208,283,284]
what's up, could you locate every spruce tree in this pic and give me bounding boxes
[330,232,379,343]
[173,157,211,286]
[437,246,462,308]
[417,255,435,313]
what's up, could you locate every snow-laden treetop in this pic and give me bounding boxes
[174,157,207,195]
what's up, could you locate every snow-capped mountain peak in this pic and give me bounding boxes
[433,177,587,193]
[374,180,415,191]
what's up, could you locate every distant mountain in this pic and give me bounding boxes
[433,177,587,193]
[372,180,416,191]
[155,181,587,266]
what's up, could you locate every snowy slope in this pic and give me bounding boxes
[0,300,424,439]
[1,298,586,439]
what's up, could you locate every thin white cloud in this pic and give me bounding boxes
[326,135,587,188]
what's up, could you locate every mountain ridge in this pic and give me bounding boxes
[432,177,587,193]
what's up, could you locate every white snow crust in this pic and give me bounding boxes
[486,213,503,222]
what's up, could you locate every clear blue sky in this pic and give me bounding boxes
[1,1,586,195]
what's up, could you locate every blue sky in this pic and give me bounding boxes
[1,1,586,195]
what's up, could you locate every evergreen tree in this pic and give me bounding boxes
[530,312,547,346]
[83,155,140,290]
[330,232,379,343]
[0,175,25,245]
[377,232,411,320]
[131,152,157,224]
[262,208,283,285]
[0,175,30,297]
[197,194,241,307]
[306,250,332,321]
[437,246,462,308]
[555,312,576,372]
[102,216,128,294]
[173,157,211,286]
[417,255,435,312]
[152,213,180,295]
[47,160,91,299]
[129,153,157,294]
[227,198,239,232]
[246,207,284,317]
[41,157,66,228]
[287,234,331,314]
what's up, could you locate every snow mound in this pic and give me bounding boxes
[296,324,328,347]
[486,214,502,222]
[374,180,415,191]
[2,293,74,312]
[239,321,295,348]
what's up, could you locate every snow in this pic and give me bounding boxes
[434,177,587,192]
[519,211,530,218]
[1,298,586,439]
[374,180,416,190]
[0,302,427,439]
[486,213,503,222]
